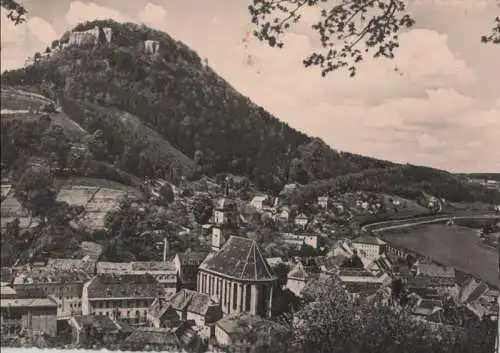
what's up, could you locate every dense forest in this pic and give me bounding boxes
[2,19,499,203]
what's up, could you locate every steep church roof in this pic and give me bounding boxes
[199,236,276,282]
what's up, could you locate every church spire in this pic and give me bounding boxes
[224,175,230,197]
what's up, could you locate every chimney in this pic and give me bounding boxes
[163,237,168,262]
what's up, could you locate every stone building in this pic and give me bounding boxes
[12,267,90,320]
[198,236,278,318]
[96,261,178,297]
[81,273,164,325]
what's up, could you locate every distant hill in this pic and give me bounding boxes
[1,19,499,204]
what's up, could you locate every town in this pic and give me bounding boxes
[1,174,499,352]
[1,11,499,353]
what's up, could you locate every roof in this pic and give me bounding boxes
[46,258,96,273]
[84,273,163,299]
[124,327,181,347]
[215,197,237,211]
[407,275,456,288]
[459,278,489,303]
[295,213,308,220]
[216,313,285,336]
[199,236,276,282]
[167,289,219,316]
[96,261,176,274]
[1,297,57,308]
[416,263,455,278]
[72,315,121,332]
[251,195,269,203]
[287,263,318,281]
[13,267,91,285]
[177,250,208,266]
[413,299,443,316]
[352,235,385,246]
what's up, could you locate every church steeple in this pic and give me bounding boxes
[211,176,238,252]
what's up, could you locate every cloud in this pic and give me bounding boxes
[65,1,131,27]
[27,17,58,45]
[1,9,58,71]
[137,3,167,29]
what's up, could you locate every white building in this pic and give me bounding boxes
[294,213,309,227]
[351,235,385,261]
[250,195,272,211]
[280,233,319,249]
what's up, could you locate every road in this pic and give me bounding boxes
[362,213,500,233]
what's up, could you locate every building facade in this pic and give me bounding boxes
[198,236,278,318]
[1,295,57,337]
[12,267,90,319]
[82,273,164,325]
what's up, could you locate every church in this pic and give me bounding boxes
[197,188,278,318]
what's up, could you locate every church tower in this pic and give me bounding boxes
[211,178,238,252]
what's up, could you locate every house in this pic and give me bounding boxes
[82,273,164,325]
[327,240,355,258]
[173,250,209,290]
[279,183,299,196]
[336,268,391,299]
[12,267,90,319]
[123,326,182,351]
[1,267,13,287]
[286,263,320,297]
[249,195,272,211]
[406,276,457,295]
[317,196,329,209]
[413,259,456,279]
[68,314,127,346]
[411,298,444,323]
[280,233,319,249]
[276,206,290,222]
[214,313,287,351]
[198,236,278,318]
[0,288,57,337]
[96,261,178,296]
[351,235,385,261]
[147,289,222,338]
[458,278,489,304]
[294,213,309,227]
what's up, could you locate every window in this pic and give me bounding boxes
[232,283,238,310]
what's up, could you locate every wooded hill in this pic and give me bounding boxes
[2,19,499,204]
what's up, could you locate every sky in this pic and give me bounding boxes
[1,0,499,173]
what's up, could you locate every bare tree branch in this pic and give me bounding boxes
[1,0,28,24]
[249,0,499,78]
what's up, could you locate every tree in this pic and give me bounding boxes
[14,166,57,222]
[1,0,27,24]
[157,183,174,205]
[249,0,500,77]
[192,194,214,223]
[293,276,495,353]
[289,158,308,185]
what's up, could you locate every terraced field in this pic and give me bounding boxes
[55,177,145,230]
